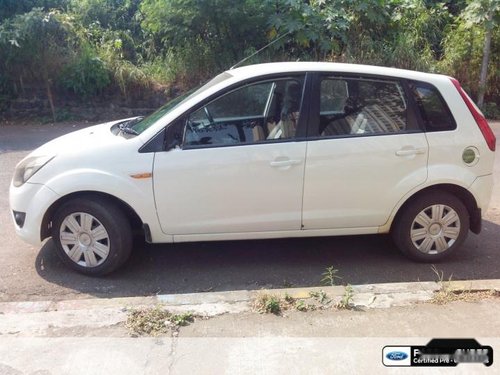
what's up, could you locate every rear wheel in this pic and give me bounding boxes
[51,198,132,276]
[392,191,469,262]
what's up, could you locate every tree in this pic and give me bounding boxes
[0,8,74,121]
[462,0,500,108]
[0,0,68,22]
[140,0,269,71]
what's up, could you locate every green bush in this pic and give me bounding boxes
[0,0,498,117]
[59,47,111,97]
[484,102,500,120]
[438,2,499,107]
[0,73,14,113]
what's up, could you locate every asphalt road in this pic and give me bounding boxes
[1,121,499,302]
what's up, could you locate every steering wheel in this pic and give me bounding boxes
[185,118,201,145]
[204,106,215,125]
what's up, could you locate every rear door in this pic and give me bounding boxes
[302,73,428,229]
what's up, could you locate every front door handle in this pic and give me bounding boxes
[270,159,302,168]
[395,147,426,157]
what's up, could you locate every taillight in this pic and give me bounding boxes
[450,78,496,152]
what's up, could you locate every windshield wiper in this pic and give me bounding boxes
[119,124,139,135]
[118,117,143,136]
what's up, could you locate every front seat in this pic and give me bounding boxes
[268,82,301,139]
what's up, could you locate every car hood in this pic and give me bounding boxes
[28,118,139,158]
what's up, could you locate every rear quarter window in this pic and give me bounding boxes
[409,81,456,132]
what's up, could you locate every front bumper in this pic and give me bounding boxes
[9,182,60,246]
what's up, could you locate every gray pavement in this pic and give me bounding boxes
[0,278,499,373]
[1,299,500,374]
[0,121,499,302]
[1,336,496,375]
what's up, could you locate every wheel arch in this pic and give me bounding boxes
[41,191,146,242]
[390,184,481,234]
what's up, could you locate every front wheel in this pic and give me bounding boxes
[392,192,469,262]
[51,198,133,276]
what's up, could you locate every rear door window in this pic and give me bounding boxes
[318,76,419,137]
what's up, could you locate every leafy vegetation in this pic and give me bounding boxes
[59,45,111,97]
[0,0,498,118]
[336,285,355,310]
[126,305,195,336]
[321,265,343,286]
[254,293,284,315]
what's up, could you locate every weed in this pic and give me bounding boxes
[430,265,500,304]
[432,288,500,305]
[430,265,455,304]
[451,289,500,302]
[284,293,295,304]
[336,285,354,310]
[126,305,195,336]
[295,300,308,312]
[254,294,282,315]
[264,296,281,314]
[170,312,194,327]
[309,290,330,305]
[126,305,172,336]
[321,266,342,286]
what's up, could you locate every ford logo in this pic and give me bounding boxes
[386,351,408,361]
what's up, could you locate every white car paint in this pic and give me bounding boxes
[302,132,429,229]
[9,62,495,254]
[154,142,307,235]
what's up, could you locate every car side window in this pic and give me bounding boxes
[408,81,456,131]
[183,77,305,148]
[318,76,418,137]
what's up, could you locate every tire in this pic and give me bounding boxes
[51,197,133,276]
[392,191,469,262]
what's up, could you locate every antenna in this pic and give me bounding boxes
[230,31,291,70]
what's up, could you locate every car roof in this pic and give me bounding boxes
[228,62,449,83]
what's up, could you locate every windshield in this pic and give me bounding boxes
[131,71,233,134]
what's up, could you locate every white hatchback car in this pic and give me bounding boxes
[10,62,496,275]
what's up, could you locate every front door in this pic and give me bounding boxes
[153,75,309,235]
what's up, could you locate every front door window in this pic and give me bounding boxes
[184,77,305,147]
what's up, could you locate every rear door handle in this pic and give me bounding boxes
[270,159,302,168]
[395,147,426,156]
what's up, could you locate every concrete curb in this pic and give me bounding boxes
[1,279,499,336]
[1,279,499,315]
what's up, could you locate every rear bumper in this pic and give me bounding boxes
[469,174,493,212]
[470,208,482,234]
[468,174,494,234]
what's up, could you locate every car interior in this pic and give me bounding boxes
[318,78,418,137]
[182,76,426,148]
[184,78,304,147]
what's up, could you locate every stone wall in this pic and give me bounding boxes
[2,84,172,122]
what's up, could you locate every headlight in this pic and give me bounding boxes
[13,155,55,187]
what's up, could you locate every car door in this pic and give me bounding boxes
[302,74,428,229]
[153,74,309,236]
